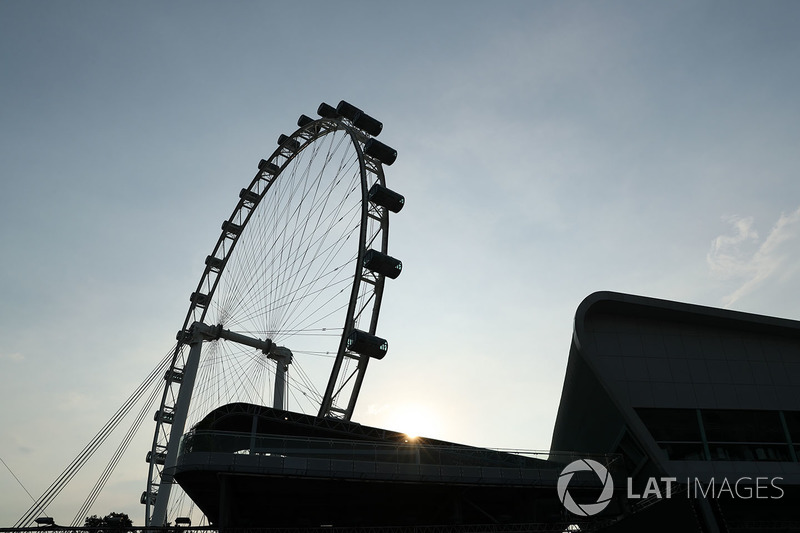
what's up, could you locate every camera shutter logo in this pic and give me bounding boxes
[557,459,614,516]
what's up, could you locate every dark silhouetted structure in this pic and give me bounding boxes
[166,291,800,531]
[172,403,624,530]
[552,291,800,532]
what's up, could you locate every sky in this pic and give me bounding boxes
[3,0,800,526]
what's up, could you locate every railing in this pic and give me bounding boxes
[0,523,614,533]
[176,430,624,485]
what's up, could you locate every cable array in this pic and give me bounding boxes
[14,348,174,528]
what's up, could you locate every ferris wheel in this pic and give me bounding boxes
[142,101,404,526]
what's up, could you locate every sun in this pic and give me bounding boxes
[385,403,440,440]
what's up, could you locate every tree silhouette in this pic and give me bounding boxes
[83,512,133,531]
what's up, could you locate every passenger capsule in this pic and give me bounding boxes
[258,159,280,175]
[317,102,339,118]
[364,138,397,166]
[346,329,388,359]
[337,100,382,136]
[336,100,361,121]
[205,255,225,272]
[297,114,314,127]
[277,134,300,152]
[146,450,166,465]
[154,409,175,424]
[353,113,383,137]
[368,184,405,213]
[363,249,402,279]
[221,220,243,236]
[190,291,211,308]
[164,368,184,384]
[239,188,260,204]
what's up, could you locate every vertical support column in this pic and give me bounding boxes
[151,333,204,526]
[779,410,798,462]
[273,360,287,410]
[696,409,711,461]
[249,414,258,454]
[268,346,292,411]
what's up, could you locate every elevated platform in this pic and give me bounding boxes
[171,404,624,529]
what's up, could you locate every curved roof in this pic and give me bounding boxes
[573,291,800,352]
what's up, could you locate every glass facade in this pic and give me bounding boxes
[636,408,799,462]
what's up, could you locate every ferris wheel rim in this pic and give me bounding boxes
[143,107,398,527]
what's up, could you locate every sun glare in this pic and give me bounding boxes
[386,404,440,440]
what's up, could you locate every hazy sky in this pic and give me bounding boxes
[3,0,800,525]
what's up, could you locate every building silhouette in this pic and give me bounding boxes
[551,291,800,531]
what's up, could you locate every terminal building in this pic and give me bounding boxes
[172,403,626,530]
[170,292,800,532]
[551,291,800,532]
